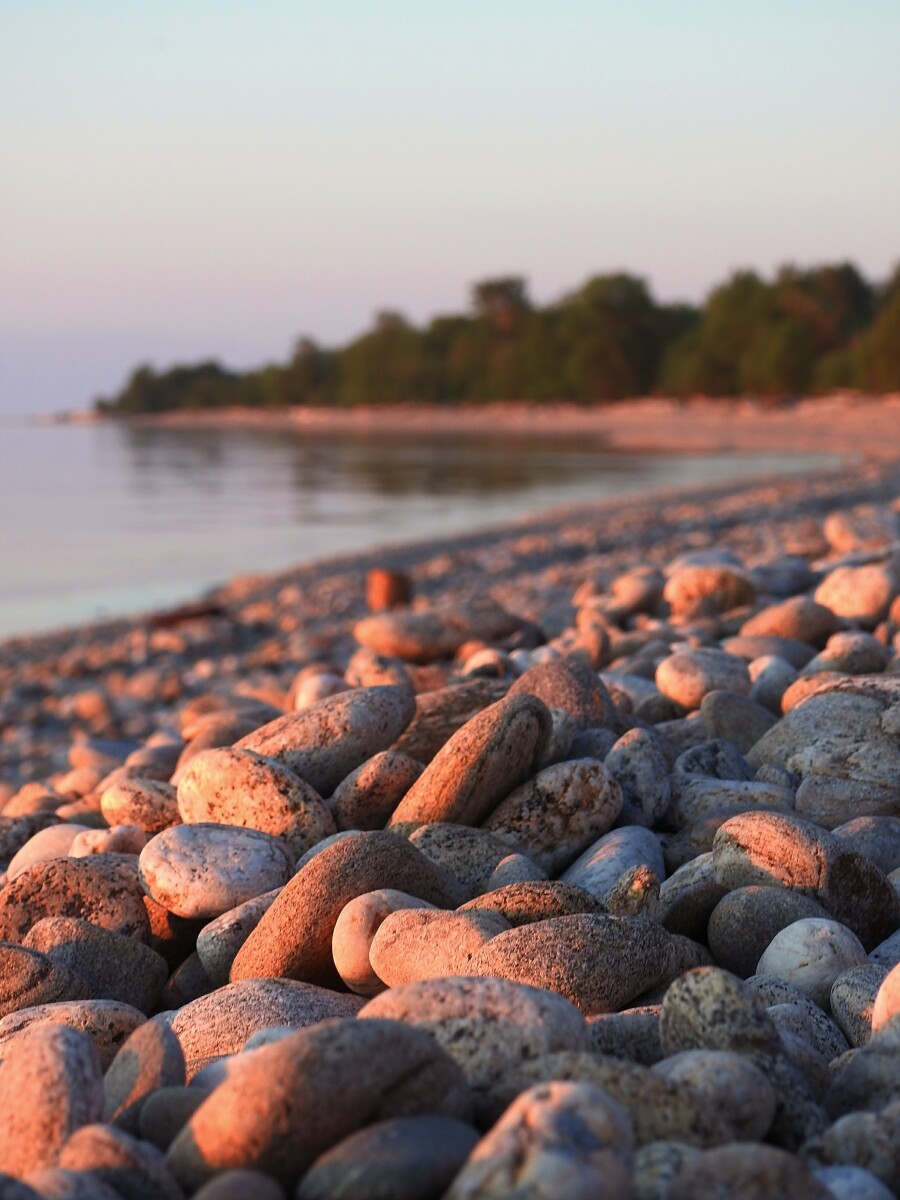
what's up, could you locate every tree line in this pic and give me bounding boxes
[95,261,900,414]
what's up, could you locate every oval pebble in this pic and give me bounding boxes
[757,919,868,1010]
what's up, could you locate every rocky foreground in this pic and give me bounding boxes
[2,460,900,1199]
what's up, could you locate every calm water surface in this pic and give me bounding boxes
[0,419,839,639]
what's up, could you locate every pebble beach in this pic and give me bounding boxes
[2,403,900,1199]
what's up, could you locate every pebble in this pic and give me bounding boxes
[408,822,543,893]
[388,693,552,827]
[236,684,416,796]
[6,823,92,880]
[740,594,842,645]
[483,758,623,873]
[177,746,335,856]
[166,1017,473,1189]
[872,963,900,1033]
[369,907,510,987]
[604,728,671,827]
[138,823,295,920]
[708,885,834,977]
[656,647,752,710]
[230,829,467,986]
[0,856,151,943]
[331,888,436,995]
[0,1027,100,1176]
[329,750,424,831]
[0,999,145,1070]
[814,564,898,628]
[57,1123,183,1200]
[699,689,779,752]
[831,964,891,1046]
[757,919,869,1010]
[100,777,180,834]
[457,879,606,925]
[663,563,756,618]
[195,888,282,986]
[506,656,616,728]
[0,943,91,1018]
[296,1116,479,1200]
[102,1019,185,1132]
[443,1080,635,1200]
[561,825,666,904]
[667,1142,832,1198]
[390,678,508,764]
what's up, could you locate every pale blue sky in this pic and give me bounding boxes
[1,1,898,413]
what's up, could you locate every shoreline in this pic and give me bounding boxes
[51,393,900,459]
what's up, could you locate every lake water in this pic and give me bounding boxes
[0,418,839,640]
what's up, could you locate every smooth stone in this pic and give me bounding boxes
[138,1086,212,1152]
[813,1164,896,1200]
[869,929,900,969]
[802,631,890,677]
[161,978,364,1077]
[457,880,606,926]
[230,830,467,987]
[408,823,543,894]
[443,1081,634,1200]
[708,886,833,978]
[57,1123,182,1200]
[657,853,727,941]
[483,758,623,874]
[103,1019,186,1132]
[795,774,900,831]
[803,1105,900,1195]
[485,1051,735,1147]
[352,610,472,663]
[831,816,900,876]
[831,964,891,1046]
[69,824,148,857]
[100,778,180,835]
[749,654,800,712]
[388,694,552,827]
[0,1025,103,1177]
[195,888,282,987]
[0,1000,145,1070]
[177,747,335,856]
[744,975,850,1062]
[0,855,151,944]
[236,685,416,795]
[7,823,92,880]
[740,595,842,646]
[390,679,509,765]
[295,1116,480,1200]
[721,634,818,670]
[588,1007,662,1066]
[369,908,510,987]
[604,728,671,827]
[671,738,754,782]
[667,1143,832,1199]
[815,564,898,627]
[757,919,868,1010]
[825,1016,900,1116]
[632,1142,701,1200]
[23,917,168,1014]
[656,648,751,710]
[467,913,677,1015]
[166,1017,473,1190]
[699,689,779,753]
[667,776,795,830]
[506,657,616,728]
[329,751,424,831]
[0,943,91,1019]
[561,825,666,905]
[872,963,900,1033]
[711,811,900,951]
[652,1049,778,1143]
[191,1170,286,1200]
[359,976,590,1122]
[138,823,294,920]
[663,564,756,618]
[332,889,437,995]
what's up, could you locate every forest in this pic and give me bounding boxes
[95,261,900,414]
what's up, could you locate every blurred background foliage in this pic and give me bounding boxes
[96,260,900,413]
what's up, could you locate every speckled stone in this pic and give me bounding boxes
[165,1017,473,1190]
[443,1081,634,1200]
[390,679,508,765]
[359,976,589,1122]
[604,728,671,827]
[671,738,755,782]
[0,855,151,944]
[699,689,779,753]
[100,777,180,835]
[467,914,677,1015]
[57,1123,182,1200]
[177,746,335,856]
[587,1007,662,1065]
[195,888,282,987]
[561,825,666,905]
[162,978,364,1077]
[831,816,900,876]
[388,694,552,828]
[668,776,795,830]
[0,999,145,1070]
[483,758,623,873]
[825,1016,900,1117]
[230,830,467,987]
[0,943,91,1019]
[138,823,295,921]
[653,1048,778,1142]
[506,657,616,728]
[329,751,424,831]
[656,648,752,710]
[744,975,850,1062]
[711,811,900,951]
[831,964,891,1047]
[667,1143,832,1199]
[22,917,168,1014]
[236,685,416,796]
[296,1116,480,1200]
[872,964,900,1033]
[708,886,833,978]
[369,907,509,987]
[804,1103,900,1195]
[408,822,542,894]
[102,1019,185,1133]
[457,880,606,926]
[658,853,727,941]
[332,889,436,995]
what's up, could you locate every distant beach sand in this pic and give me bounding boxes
[112,394,900,459]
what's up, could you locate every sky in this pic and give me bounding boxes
[1,0,899,415]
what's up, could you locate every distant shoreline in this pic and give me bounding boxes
[66,393,900,459]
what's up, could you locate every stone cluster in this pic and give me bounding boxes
[1,463,900,1197]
